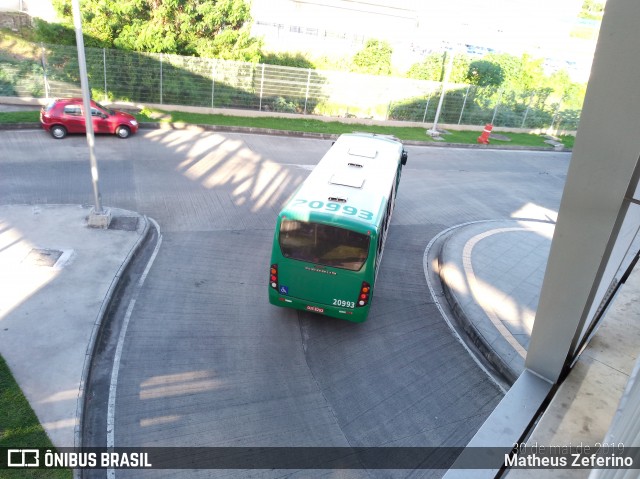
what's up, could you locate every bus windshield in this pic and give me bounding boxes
[279,219,370,271]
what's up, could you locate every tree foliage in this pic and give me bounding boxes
[259,52,315,69]
[43,0,261,61]
[402,49,586,129]
[406,53,444,81]
[351,39,393,75]
[580,0,605,19]
[406,52,470,84]
[466,60,504,88]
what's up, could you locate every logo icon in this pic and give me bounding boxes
[279,285,289,295]
[8,449,40,468]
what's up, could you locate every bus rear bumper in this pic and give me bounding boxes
[269,290,369,323]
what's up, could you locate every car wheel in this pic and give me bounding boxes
[116,125,131,139]
[50,125,67,139]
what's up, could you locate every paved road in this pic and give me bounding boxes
[0,129,570,478]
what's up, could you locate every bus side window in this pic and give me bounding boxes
[377,201,390,259]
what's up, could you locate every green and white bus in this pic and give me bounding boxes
[268,133,408,322]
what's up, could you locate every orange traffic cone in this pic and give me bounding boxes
[477,124,493,144]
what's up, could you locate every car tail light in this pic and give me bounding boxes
[270,264,278,289]
[356,282,371,307]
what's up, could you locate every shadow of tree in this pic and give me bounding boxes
[388,87,565,129]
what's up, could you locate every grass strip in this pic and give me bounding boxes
[0,110,40,123]
[140,109,555,147]
[0,109,562,148]
[138,109,438,141]
[557,135,575,149]
[0,355,71,478]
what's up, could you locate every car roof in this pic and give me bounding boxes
[54,98,96,105]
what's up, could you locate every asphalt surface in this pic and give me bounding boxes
[0,127,571,478]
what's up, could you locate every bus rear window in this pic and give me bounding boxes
[279,220,370,271]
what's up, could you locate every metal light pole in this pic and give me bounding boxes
[71,0,110,227]
[428,46,455,137]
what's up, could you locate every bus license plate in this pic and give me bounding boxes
[306,305,324,313]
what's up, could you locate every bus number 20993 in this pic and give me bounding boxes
[293,199,374,221]
[333,299,356,308]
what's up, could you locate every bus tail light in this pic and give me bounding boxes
[356,282,371,307]
[270,264,278,290]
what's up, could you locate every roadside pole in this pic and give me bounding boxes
[428,45,455,137]
[72,0,111,228]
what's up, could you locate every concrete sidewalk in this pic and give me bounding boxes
[431,218,640,477]
[435,219,554,383]
[0,204,149,447]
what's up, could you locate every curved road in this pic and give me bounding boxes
[0,128,570,477]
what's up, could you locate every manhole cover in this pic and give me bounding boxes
[109,216,139,231]
[23,248,63,267]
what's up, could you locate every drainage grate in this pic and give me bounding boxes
[109,216,139,231]
[23,248,63,267]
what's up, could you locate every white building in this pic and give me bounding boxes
[0,0,58,21]
[250,0,594,79]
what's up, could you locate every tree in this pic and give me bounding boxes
[580,0,605,19]
[406,52,470,84]
[351,39,393,75]
[258,51,315,69]
[449,54,471,84]
[484,53,523,90]
[406,53,444,81]
[519,54,545,92]
[467,60,504,88]
[544,69,587,109]
[43,0,261,61]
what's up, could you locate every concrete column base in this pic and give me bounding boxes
[87,207,112,229]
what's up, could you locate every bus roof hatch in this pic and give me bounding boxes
[330,172,365,188]
[348,146,377,159]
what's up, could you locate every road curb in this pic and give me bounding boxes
[0,121,570,152]
[438,252,521,386]
[434,222,522,386]
[423,224,511,393]
[0,122,39,130]
[73,210,156,455]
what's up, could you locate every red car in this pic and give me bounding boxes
[40,98,139,139]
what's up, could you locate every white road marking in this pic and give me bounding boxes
[106,218,162,479]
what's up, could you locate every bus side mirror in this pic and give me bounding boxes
[401,150,408,165]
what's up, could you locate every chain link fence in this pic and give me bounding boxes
[0,43,581,131]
